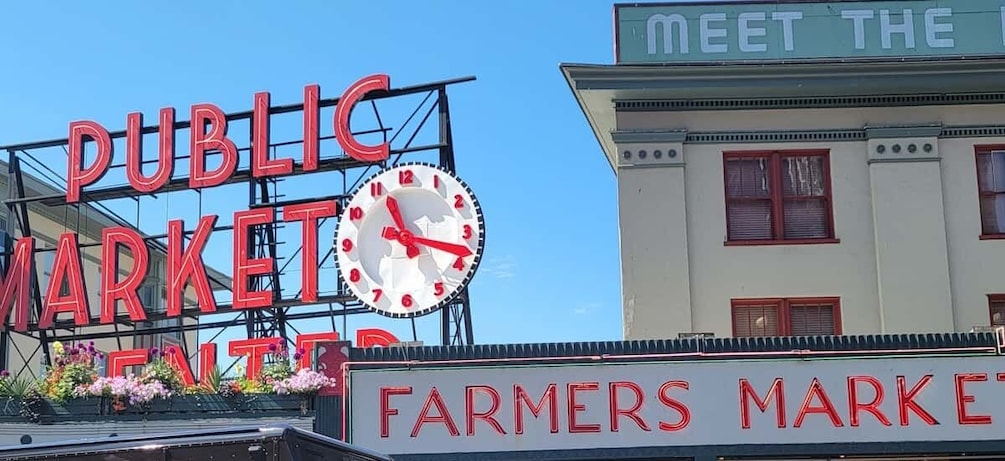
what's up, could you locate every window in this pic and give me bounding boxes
[989,295,1005,326]
[731,297,842,337]
[723,150,836,244]
[976,145,1005,237]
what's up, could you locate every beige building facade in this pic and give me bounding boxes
[563,8,1005,340]
[0,166,231,379]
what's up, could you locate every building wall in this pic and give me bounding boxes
[4,206,207,380]
[613,103,1005,339]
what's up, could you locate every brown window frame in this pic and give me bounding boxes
[723,149,839,246]
[989,294,1005,327]
[975,145,1005,239]
[731,297,843,337]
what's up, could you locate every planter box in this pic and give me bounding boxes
[167,394,232,414]
[242,393,313,413]
[0,397,21,418]
[42,397,106,416]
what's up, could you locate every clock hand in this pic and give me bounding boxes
[380,227,421,259]
[410,236,473,258]
[385,196,408,231]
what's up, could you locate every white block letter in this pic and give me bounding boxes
[739,12,767,52]
[924,8,954,48]
[700,13,728,53]
[771,11,803,51]
[647,13,689,55]
[842,10,874,50]
[880,9,916,49]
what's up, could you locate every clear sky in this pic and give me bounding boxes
[0,0,624,348]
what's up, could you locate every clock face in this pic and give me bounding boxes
[334,163,485,318]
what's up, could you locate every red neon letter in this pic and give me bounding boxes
[39,233,90,329]
[897,374,938,426]
[251,92,293,178]
[125,109,175,193]
[189,103,238,189]
[334,74,390,162]
[848,376,891,427]
[356,328,400,348]
[567,382,601,433]
[166,216,218,316]
[0,238,33,332]
[198,342,217,386]
[955,373,992,425]
[465,385,506,436]
[107,348,148,377]
[229,337,282,379]
[514,384,559,435]
[658,380,691,432]
[380,386,412,438]
[739,378,786,429]
[232,208,274,309]
[410,387,460,437]
[610,381,650,432]
[294,332,341,370]
[794,378,844,428]
[164,346,196,387]
[66,121,112,204]
[99,227,149,324]
[303,84,320,171]
[283,200,337,303]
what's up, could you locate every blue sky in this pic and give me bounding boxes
[0,0,623,348]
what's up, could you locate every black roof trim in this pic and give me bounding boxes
[350,333,1000,363]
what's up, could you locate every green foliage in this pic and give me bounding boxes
[0,373,35,398]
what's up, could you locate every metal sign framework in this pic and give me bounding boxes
[0,76,477,375]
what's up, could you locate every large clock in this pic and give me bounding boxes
[334,163,485,318]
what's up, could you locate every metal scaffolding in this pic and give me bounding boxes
[0,76,478,377]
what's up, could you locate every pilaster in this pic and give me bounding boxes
[610,130,693,339]
[865,124,955,333]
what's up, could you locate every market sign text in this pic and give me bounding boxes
[349,355,1005,455]
[0,74,392,332]
[616,1,1005,63]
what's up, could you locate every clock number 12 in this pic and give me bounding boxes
[398,169,414,185]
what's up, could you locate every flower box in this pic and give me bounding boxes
[42,397,106,416]
[243,393,313,414]
[166,394,232,414]
[0,397,21,419]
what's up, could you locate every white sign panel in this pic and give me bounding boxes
[348,355,1005,455]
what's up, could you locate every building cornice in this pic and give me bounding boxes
[563,58,1005,100]
[561,58,1005,172]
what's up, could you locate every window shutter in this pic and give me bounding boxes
[781,156,829,239]
[976,151,1005,234]
[788,302,836,335]
[725,157,773,240]
[733,303,780,337]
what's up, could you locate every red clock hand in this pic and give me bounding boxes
[383,196,419,258]
[410,236,473,258]
[380,227,421,259]
[385,196,407,231]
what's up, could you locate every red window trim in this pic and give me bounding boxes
[988,294,1005,326]
[722,149,838,246]
[975,144,1005,239]
[730,297,843,337]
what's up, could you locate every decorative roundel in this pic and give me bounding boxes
[334,163,485,318]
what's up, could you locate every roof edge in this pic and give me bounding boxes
[350,333,1001,363]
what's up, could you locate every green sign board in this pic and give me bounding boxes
[615,0,1005,63]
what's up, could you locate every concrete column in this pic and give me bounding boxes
[866,125,954,333]
[611,130,692,340]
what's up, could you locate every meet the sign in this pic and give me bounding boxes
[348,355,1005,455]
[0,74,393,332]
[616,1,1005,63]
